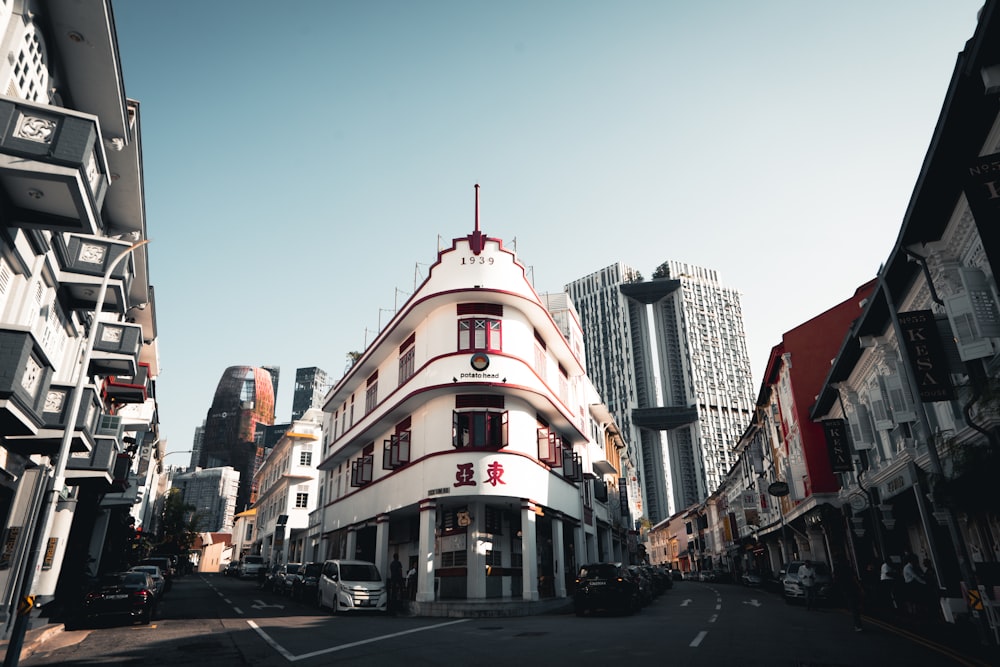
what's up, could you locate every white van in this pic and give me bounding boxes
[317,559,387,613]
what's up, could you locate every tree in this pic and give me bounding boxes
[157,488,200,556]
[345,350,362,373]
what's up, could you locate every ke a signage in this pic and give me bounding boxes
[822,419,853,473]
[897,310,956,402]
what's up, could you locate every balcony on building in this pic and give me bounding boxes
[0,97,109,236]
[88,321,142,377]
[102,362,151,405]
[3,383,101,456]
[65,431,120,487]
[53,234,143,314]
[0,328,55,436]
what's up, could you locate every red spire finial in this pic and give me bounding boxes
[474,183,481,233]
[469,183,485,255]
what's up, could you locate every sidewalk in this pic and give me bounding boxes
[859,604,1000,667]
[0,617,66,663]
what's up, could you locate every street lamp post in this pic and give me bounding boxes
[4,239,149,667]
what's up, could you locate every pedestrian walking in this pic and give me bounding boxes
[902,554,927,617]
[406,563,417,600]
[880,558,898,610]
[835,558,864,632]
[799,560,818,610]
[389,552,404,615]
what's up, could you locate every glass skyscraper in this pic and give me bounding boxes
[566,261,754,521]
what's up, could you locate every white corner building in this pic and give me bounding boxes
[312,192,634,607]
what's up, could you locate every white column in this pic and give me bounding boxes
[345,526,357,561]
[467,502,486,598]
[416,499,436,602]
[35,497,77,596]
[375,513,390,581]
[520,501,538,601]
[552,515,566,598]
[573,523,586,575]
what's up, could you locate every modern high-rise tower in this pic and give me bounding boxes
[197,366,277,512]
[566,261,755,521]
[291,366,331,421]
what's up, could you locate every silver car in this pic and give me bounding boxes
[782,561,833,603]
[128,565,166,598]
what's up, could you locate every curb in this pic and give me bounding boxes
[0,622,64,661]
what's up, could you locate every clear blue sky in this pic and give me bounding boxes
[110,0,985,459]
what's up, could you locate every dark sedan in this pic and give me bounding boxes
[271,562,302,595]
[573,562,639,616]
[292,561,323,603]
[80,571,157,626]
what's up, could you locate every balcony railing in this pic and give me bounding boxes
[102,363,151,405]
[52,234,141,314]
[89,322,142,376]
[65,437,117,486]
[0,328,54,437]
[0,96,109,236]
[3,383,100,456]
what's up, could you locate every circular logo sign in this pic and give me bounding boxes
[849,493,868,511]
[470,353,490,371]
[767,481,790,497]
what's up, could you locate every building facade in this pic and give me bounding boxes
[311,200,635,608]
[171,466,240,533]
[197,366,276,513]
[645,5,1000,638]
[0,0,161,638]
[252,408,322,566]
[292,366,330,421]
[811,0,1000,628]
[566,261,755,523]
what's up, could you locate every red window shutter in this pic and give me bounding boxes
[455,395,504,409]
[457,303,503,316]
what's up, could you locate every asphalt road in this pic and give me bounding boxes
[15,574,992,666]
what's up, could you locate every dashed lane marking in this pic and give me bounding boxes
[690,631,707,647]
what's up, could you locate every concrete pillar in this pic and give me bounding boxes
[520,501,538,601]
[573,523,586,575]
[345,526,357,561]
[86,509,112,576]
[416,499,436,602]
[552,515,566,598]
[35,496,77,597]
[467,502,486,598]
[375,513,390,582]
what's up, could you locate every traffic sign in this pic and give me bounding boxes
[17,595,34,616]
[968,588,984,611]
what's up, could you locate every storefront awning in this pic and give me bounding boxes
[592,460,618,476]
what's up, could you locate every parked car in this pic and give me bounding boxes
[139,557,174,592]
[573,562,639,616]
[782,560,833,604]
[292,561,323,603]
[239,555,266,579]
[79,571,158,626]
[272,562,303,595]
[740,571,763,587]
[128,565,166,599]
[317,559,388,613]
[648,565,673,592]
[628,565,654,605]
[222,561,240,577]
